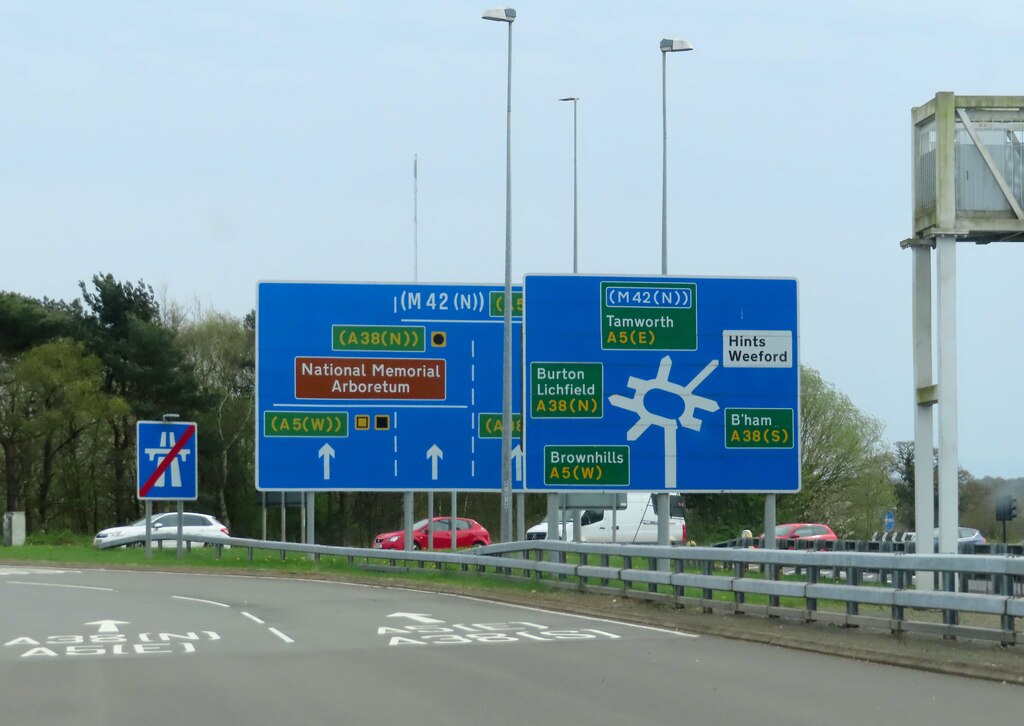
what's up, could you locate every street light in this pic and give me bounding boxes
[558,97,579,273]
[483,7,516,543]
[658,37,692,555]
[660,37,693,275]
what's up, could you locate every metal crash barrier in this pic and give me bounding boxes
[101,533,1024,645]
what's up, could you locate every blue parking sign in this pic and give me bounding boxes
[137,421,198,501]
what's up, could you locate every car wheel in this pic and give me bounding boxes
[413,542,421,551]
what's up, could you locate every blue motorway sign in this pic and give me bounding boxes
[137,421,198,501]
[523,275,800,493]
[883,511,895,532]
[256,282,522,491]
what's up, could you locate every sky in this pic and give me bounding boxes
[2,1,1022,478]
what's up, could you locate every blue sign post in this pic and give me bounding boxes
[137,421,198,501]
[883,511,895,533]
[523,274,800,493]
[256,282,522,491]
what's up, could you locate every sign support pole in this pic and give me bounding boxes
[145,500,152,559]
[451,493,458,552]
[176,500,183,559]
[936,234,959,557]
[912,240,935,588]
[306,492,315,560]
[403,492,414,552]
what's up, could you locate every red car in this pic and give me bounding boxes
[372,517,491,550]
[773,523,838,541]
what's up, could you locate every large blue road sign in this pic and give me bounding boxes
[137,421,198,501]
[523,275,800,493]
[257,282,522,491]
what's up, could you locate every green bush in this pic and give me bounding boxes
[25,530,90,546]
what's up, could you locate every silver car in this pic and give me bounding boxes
[93,512,229,548]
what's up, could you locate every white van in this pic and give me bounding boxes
[526,493,687,544]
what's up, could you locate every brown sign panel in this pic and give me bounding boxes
[295,357,446,400]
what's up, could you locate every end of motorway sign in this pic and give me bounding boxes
[137,421,198,501]
[523,275,800,493]
[256,282,522,491]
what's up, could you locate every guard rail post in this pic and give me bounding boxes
[846,566,860,619]
[942,570,959,636]
[891,568,905,629]
[673,554,684,606]
[768,560,780,611]
[600,553,610,588]
[733,559,746,611]
[701,558,714,613]
[806,562,819,620]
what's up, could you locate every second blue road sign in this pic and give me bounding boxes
[523,274,800,493]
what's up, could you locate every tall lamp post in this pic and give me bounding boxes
[483,6,516,543]
[557,95,581,543]
[659,38,692,276]
[658,37,692,552]
[558,97,579,273]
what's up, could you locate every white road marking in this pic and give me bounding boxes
[8,581,113,592]
[85,620,129,633]
[173,595,229,607]
[268,627,294,643]
[241,611,265,624]
[387,612,445,624]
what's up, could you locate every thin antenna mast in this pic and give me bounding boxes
[413,154,419,282]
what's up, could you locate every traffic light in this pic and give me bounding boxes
[996,495,1018,522]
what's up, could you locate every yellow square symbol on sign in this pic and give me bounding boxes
[355,415,370,431]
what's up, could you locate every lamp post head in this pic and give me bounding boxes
[660,38,693,53]
[482,7,516,22]
[558,97,579,102]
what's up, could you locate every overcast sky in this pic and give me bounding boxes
[2,1,1021,478]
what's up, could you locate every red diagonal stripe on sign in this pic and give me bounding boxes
[140,425,195,497]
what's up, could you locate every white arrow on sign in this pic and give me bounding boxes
[386,612,444,625]
[85,620,130,634]
[512,443,524,481]
[318,443,335,480]
[426,444,443,480]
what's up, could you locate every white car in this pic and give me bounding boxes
[93,512,230,548]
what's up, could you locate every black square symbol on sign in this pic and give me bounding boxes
[374,415,390,430]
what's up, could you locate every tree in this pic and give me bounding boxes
[76,274,205,524]
[0,292,75,354]
[890,440,983,531]
[787,367,894,537]
[175,308,255,531]
[11,340,128,531]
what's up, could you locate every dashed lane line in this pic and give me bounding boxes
[268,628,294,644]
